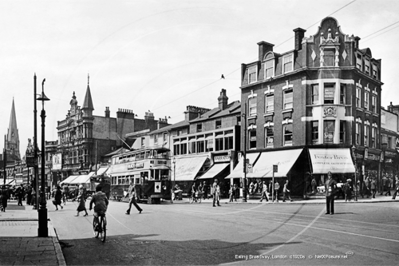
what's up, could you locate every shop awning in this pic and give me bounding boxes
[174,156,208,181]
[309,148,355,174]
[225,153,260,179]
[198,163,229,180]
[60,175,79,185]
[248,149,303,178]
[70,173,95,184]
[93,167,109,176]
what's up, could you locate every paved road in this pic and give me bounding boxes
[49,199,399,265]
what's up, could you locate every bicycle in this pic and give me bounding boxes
[92,212,107,242]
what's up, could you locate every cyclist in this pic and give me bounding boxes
[89,185,109,230]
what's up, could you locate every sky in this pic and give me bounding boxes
[1,0,399,154]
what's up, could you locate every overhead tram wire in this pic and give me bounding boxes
[152,0,359,113]
[276,0,357,48]
[362,21,399,42]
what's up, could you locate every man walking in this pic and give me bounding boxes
[212,179,221,207]
[283,180,293,202]
[126,180,142,215]
[259,181,269,202]
[325,171,337,215]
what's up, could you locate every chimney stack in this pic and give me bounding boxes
[293,28,306,50]
[257,41,274,61]
[105,107,110,118]
[355,36,361,49]
[218,89,229,110]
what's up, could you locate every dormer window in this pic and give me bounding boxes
[283,53,293,74]
[265,59,274,79]
[356,54,362,70]
[248,65,257,84]
[364,59,370,75]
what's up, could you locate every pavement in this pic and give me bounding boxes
[0,200,66,266]
[0,193,397,266]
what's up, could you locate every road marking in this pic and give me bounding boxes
[262,208,325,256]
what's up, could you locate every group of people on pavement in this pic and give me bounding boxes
[250,179,292,203]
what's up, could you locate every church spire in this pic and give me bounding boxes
[6,98,20,160]
[82,74,94,116]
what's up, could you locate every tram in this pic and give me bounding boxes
[107,147,172,204]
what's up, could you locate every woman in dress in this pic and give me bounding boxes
[75,185,88,216]
[53,185,63,211]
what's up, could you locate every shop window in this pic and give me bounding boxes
[249,129,257,149]
[283,90,293,109]
[311,121,318,144]
[205,138,213,152]
[283,124,293,146]
[248,65,257,84]
[181,143,187,154]
[324,83,335,104]
[215,137,223,151]
[265,94,274,113]
[312,84,319,105]
[224,136,233,150]
[323,120,335,144]
[264,126,274,148]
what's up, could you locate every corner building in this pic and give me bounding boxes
[240,17,382,196]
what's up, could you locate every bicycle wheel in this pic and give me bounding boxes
[99,216,106,242]
[93,217,99,238]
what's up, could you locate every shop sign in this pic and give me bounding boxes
[214,155,230,162]
[385,151,397,157]
[368,154,380,161]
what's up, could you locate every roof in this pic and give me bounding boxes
[149,120,189,135]
[103,147,130,157]
[82,84,94,110]
[190,101,241,122]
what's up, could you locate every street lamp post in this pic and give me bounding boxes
[37,78,50,237]
[172,157,176,202]
[241,103,247,202]
[351,145,358,201]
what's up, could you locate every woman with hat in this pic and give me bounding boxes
[75,185,88,217]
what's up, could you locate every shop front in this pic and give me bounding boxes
[307,148,355,198]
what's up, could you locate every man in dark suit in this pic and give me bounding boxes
[325,171,337,215]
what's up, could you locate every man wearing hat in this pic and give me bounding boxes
[325,171,337,215]
[212,179,221,207]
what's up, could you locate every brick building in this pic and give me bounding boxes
[240,17,383,196]
[55,77,168,180]
[145,89,241,196]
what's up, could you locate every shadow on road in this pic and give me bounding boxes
[61,234,302,265]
